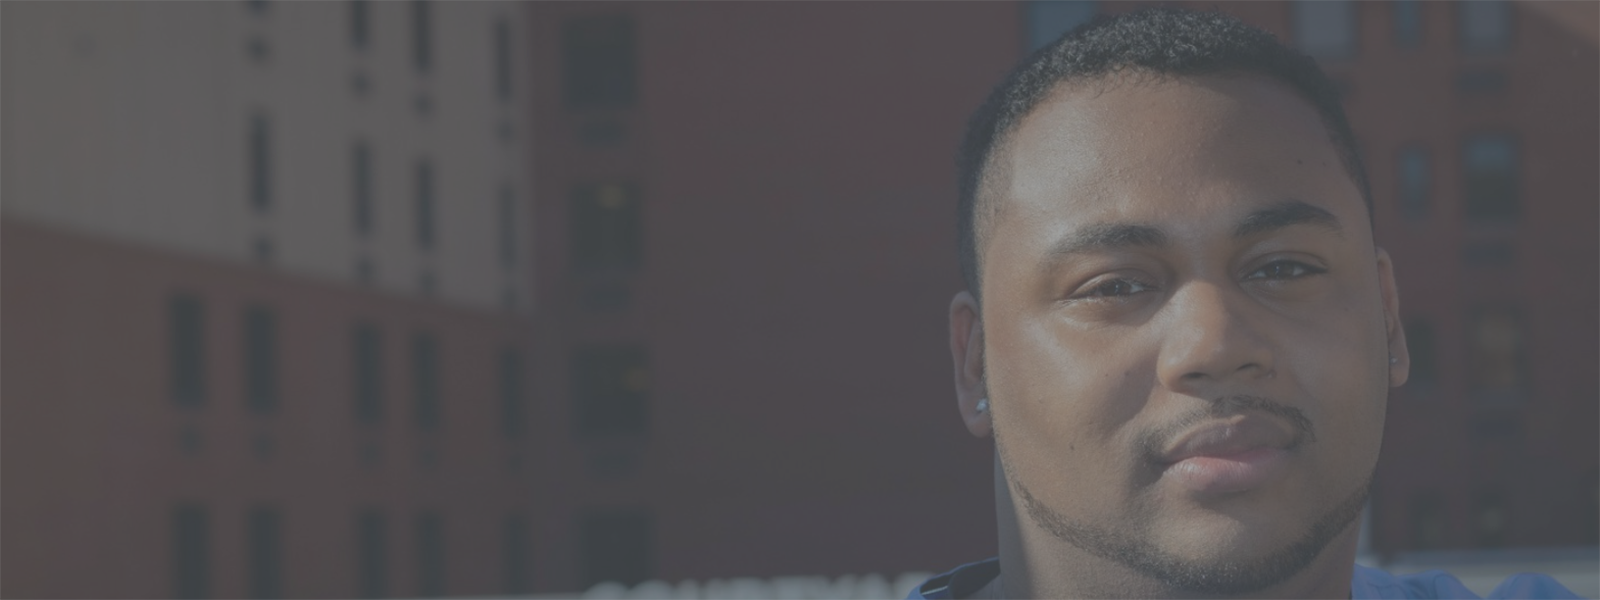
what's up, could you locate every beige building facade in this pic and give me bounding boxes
[3,0,532,311]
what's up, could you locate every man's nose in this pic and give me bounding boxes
[1155,281,1277,395]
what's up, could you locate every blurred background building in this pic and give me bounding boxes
[528,0,1600,595]
[1,1,1594,598]
[3,2,537,598]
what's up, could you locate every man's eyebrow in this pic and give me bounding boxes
[1042,222,1168,266]
[1233,200,1343,239]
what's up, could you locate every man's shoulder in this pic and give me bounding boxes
[906,561,1584,599]
[1350,564,1583,599]
[906,558,999,599]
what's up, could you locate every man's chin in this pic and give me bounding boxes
[1146,520,1311,567]
[1015,472,1371,595]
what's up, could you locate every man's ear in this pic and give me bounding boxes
[950,290,991,437]
[1376,247,1410,388]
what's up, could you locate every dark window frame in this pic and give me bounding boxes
[412,332,441,429]
[1466,307,1528,394]
[1457,0,1514,55]
[248,506,283,599]
[170,294,206,408]
[1461,134,1519,222]
[416,510,446,597]
[356,509,387,599]
[249,113,272,212]
[353,141,373,235]
[173,504,210,600]
[244,305,279,414]
[354,323,384,423]
[1024,0,1098,53]
[1397,144,1432,221]
[1392,0,1423,48]
[416,160,436,250]
[494,17,513,101]
[499,186,517,269]
[1293,0,1360,60]
[1402,317,1437,386]
[412,0,432,72]
[580,509,653,587]
[500,347,524,438]
[571,345,648,435]
[569,182,642,273]
[350,0,370,50]
[503,514,531,594]
[562,15,638,110]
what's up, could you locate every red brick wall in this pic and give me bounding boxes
[2,218,534,598]
[524,1,1597,588]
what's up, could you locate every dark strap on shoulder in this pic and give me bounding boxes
[918,558,1000,599]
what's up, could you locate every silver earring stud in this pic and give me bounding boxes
[975,398,990,414]
[1390,357,1399,364]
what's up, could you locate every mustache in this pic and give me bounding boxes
[1135,395,1317,463]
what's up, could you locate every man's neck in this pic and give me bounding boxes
[991,469,1362,598]
[990,538,1359,599]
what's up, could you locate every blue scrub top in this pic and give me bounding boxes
[908,558,1585,599]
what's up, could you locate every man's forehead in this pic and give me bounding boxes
[1009,74,1328,175]
[980,72,1361,237]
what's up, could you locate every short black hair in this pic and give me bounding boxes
[955,7,1371,302]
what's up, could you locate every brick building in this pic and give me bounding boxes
[2,1,1594,598]
[524,1,1596,592]
[3,2,539,597]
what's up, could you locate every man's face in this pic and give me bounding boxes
[965,74,1407,594]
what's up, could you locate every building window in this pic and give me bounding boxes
[249,114,272,212]
[1026,1,1097,51]
[498,186,516,269]
[1474,490,1511,547]
[1468,309,1525,393]
[572,346,648,435]
[248,507,283,599]
[416,160,435,250]
[493,17,513,101]
[1408,493,1446,550]
[563,16,637,109]
[350,0,370,50]
[244,306,278,414]
[1392,0,1422,48]
[353,142,373,235]
[1459,0,1512,54]
[170,294,206,408]
[570,182,641,272]
[1294,0,1358,59]
[503,515,531,594]
[412,0,432,72]
[173,504,210,600]
[581,510,652,587]
[356,509,387,599]
[1403,318,1437,386]
[1462,135,1518,221]
[1398,146,1431,221]
[412,333,441,429]
[416,511,446,597]
[500,347,524,438]
[354,323,384,423]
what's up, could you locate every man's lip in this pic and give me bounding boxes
[1156,414,1297,465]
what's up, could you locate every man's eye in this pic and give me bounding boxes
[1076,278,1154,298]
[1246,260,1325,281]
